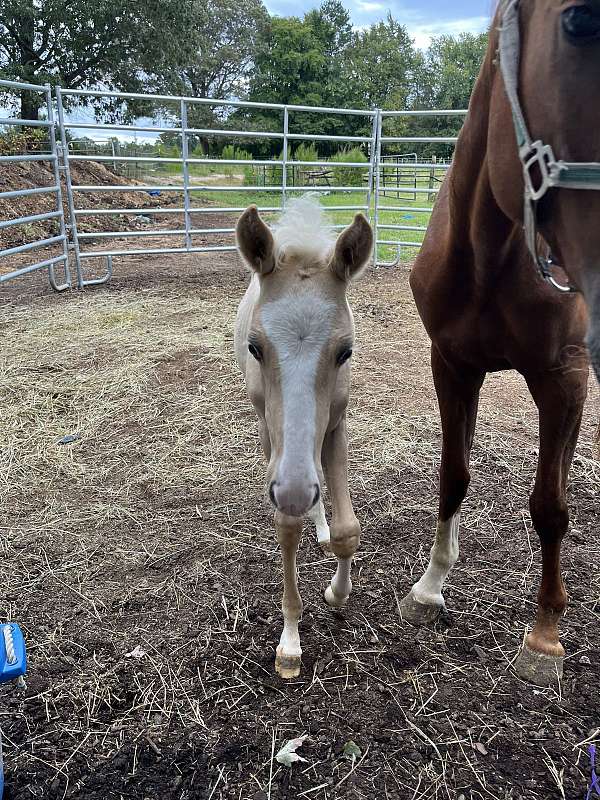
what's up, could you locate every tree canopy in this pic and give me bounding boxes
[152,0,269,127]
[0,0,193,118]
[0,0,489,139]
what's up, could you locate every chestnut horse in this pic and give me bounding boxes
[400,0,597,686]
[235,198,373,678]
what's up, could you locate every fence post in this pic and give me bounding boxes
[45,83,71,291]
[429,153,437,195]
[55,86,84,288]
[282,107,289,209]
[180,99,192,250]
[365,110,379,228]
[372,108,383,267]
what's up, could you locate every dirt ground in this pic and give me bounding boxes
[0,252,599,800]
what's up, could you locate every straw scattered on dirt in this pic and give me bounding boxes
[0,256,599,800]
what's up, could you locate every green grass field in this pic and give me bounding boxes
[131,162,444,265]
[195,187,436,265]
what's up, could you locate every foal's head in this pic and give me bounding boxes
[237,199,373,517]
[490,0,600,377]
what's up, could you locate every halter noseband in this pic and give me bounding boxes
[499,0,600,293]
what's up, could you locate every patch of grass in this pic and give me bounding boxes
[134,165,443,264]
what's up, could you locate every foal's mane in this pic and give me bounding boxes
[273,197,335,270]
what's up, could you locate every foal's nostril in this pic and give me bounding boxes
[312,484,320,508]
[269,481,278,508]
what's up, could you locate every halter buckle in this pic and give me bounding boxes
[520,140,559,202]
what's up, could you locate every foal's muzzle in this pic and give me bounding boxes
[269,480,320,517]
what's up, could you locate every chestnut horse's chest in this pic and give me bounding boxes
[411,248,587,375]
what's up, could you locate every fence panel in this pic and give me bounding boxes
[55,88,378,288]
[0,80,71,291]
[373,109,467,267]
[2,82,468,290]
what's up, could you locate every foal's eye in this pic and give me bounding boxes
[562,5,600,41]
[248,342,263,361]
[336,348,353,366]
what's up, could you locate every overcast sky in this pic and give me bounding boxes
[265,0,493,47]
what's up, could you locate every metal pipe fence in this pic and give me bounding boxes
[53,87,378,288]
[0,79,71,290]
[373,109,467,267]
[0,81,468,289]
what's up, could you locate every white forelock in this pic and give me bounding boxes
[273,196,335,264]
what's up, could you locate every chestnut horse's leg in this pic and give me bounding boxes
[322,415,360,608]
[400,346,484,624]
[274,511,304,679]
[514,368,587,686]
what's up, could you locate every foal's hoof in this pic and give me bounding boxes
[324,585,349,609]
[399,591,444,626]
[514,643,563,687]
[275,648,302,680]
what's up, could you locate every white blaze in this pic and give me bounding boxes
[261,293,334,483]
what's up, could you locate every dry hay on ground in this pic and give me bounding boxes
[0,255,599,800]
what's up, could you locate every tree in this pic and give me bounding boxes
[0,0,192,119]
[419,33,488,110]
[405,32,488,155]
[245,1,365,146]
[342,15,419,111]
[154,0,269,129]
[249,16,326,108]
[304,0,352,106]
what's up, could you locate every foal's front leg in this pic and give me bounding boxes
[322,416,360,608]
[274,511,303,679]
[307,500,331,549]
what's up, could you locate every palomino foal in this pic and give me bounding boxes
[234,199,373,679]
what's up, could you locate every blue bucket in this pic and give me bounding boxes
[0,624,27,799]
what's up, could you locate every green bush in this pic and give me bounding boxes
[0,127,49,155]
[264,150,283,187]
[220,144,252,176]
[294,142,318,163]
[330,147,368,187]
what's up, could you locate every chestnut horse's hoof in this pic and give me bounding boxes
[324,585,349,608]
[514,643,563,687]
[275,648,301,679]
[399,591,444,626]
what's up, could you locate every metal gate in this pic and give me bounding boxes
[0,79,71,290]
[0,83,467,291]
[55,88,379,288]
[372,109,466,267]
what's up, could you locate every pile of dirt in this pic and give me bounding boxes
[0,160,183,249]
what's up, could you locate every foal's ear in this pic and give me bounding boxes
[236,206,276,275]
[330,213,373,282]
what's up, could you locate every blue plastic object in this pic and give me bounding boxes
[0,624,26,685]
[0,623,27,799]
